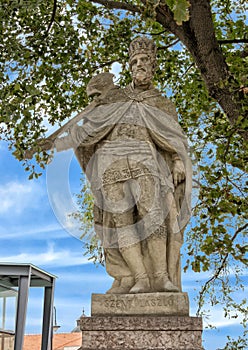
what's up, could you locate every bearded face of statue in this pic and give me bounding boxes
[130,53,154,88]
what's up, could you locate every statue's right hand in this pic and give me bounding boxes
[24,149,35,159]
[37,138,54,151]
[24,138,54,159]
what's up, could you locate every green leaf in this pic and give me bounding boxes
[14,83,21,91]
[172,0,190,25]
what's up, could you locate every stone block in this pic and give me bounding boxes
[91,292,189,316]
[80,315,203,349]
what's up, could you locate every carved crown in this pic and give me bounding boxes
[129,36,157,61]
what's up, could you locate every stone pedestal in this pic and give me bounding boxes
[80,293,203,350]
[80,315,203,349]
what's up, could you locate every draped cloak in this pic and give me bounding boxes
[55,86,192,289]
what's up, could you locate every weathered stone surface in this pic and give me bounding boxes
[91,292,189,316]
[80,315,202,331]
[81,330,203,350]
[36,36,192,295]
[80,315,203,349]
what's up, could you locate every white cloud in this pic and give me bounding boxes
[182,270,212,282]
[203,307,245,328]
[182,268,248,288]
[0,223,66,240]
[0,243,90,268]
[0,180,45,215]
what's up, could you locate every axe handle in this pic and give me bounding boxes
[24,101,97,159]
[46,100,97,142]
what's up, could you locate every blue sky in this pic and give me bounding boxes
[0,139,247,350]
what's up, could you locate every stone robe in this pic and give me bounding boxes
[55,84,191,289]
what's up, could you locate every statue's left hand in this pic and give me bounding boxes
[172,159,185,187]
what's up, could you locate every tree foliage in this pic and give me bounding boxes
[0,0,247,347]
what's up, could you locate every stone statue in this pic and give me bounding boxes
[26,37,191,295]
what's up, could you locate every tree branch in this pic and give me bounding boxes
[133,29,167,36]
[91,59,117,71]
[155,2,183,35]
[196,222,248,316]
[218,39,248,45]
[157,39,180,50]
[179,62,194,79]
[91,0,140,13]
[46,0,57,34]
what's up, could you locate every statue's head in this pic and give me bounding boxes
[129,36,157,88]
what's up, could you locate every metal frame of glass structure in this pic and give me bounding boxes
[0,263,56,350]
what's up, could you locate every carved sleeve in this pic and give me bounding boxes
[54,133,74,152]
[54,123,87,151]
